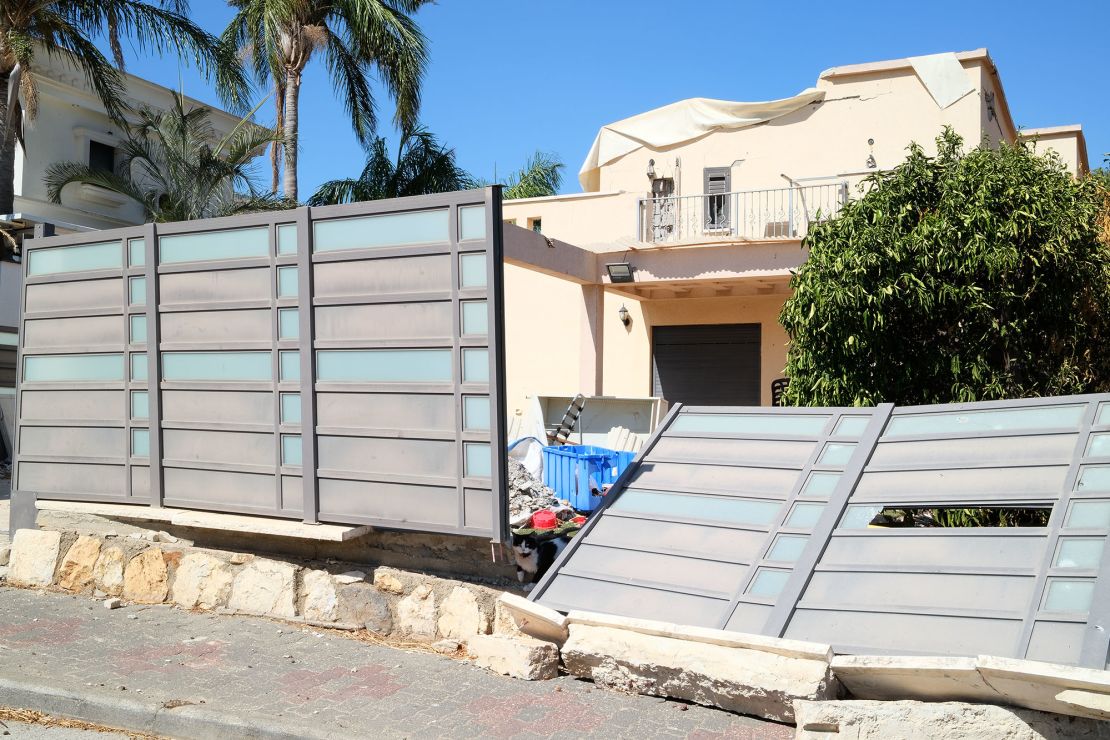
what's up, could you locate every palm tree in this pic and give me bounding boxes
[498,153,564,200]
[223,0,430,202]
[45,93,293,222]
[306,125,473,205]
[0,1,249,215]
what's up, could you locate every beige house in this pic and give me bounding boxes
[501,49,1089,419]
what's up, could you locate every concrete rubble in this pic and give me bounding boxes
[467,634,560,681]
[792,700,1110,739]
[507,459,563,526]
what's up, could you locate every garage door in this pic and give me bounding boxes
[652,324,760,406]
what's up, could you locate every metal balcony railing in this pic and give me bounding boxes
[636,182,849,244]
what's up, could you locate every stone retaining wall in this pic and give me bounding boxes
[2,529,519,643]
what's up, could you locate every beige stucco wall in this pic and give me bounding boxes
[600,290,790,407]
[1023,132,1085,176]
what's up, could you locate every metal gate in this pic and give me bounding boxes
[13,188,508,541]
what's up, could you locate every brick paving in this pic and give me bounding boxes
[0,586,790,739]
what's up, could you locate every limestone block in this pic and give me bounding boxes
[123,549,169,603]
[8,529,62,587]
[337,583,393,634]
[468,634,559,681]
[172,553,234,610]
[57,536,102,592]
[227,558,297,618]
[93,547,126,596]
[562,623,836,723]
[396,584,437,638]
[334,570,366,585]
[437,586,491,639]
[302,569,339,622]
[792,700,1110,740]
[373,568,406,595]
[0,544,9,566]
[493,600,522,637]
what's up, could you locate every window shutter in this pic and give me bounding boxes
[703,167,731,229]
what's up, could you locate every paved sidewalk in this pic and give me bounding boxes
[0,587,789,739]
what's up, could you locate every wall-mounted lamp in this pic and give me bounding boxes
[618,304,631,326]
[606,262,634,284]
[866,138,877,169]
[646,159,656,180]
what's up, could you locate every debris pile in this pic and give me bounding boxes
[508,460,563,527]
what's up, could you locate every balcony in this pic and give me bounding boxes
[637,182,848,245]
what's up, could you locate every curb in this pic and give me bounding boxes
[0,677,323,739]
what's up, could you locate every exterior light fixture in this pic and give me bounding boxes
[606,263,634,283]
[866,138,877,169]
[646,159,656,180]
[618,304,631,326]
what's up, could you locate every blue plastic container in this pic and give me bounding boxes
[542,445,636,512]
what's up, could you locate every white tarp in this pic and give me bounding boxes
[908,52,975,109]
[578,90,825,191]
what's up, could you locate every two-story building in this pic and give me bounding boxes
[500,49,1089,418]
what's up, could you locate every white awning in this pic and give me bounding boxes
[578,90,825,191]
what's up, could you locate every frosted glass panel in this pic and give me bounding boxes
[316,349,451,382]
[281,393,301,424]
[1044,579,1095,612]
[1078,466,1110,492]
[277,224,297,255]
[278,308,299,340]
[129,276,146,305]
[461,301,488,336]
[802,472,840,499]
[129,315,147,344]
[833,416,870,437]
[282,434,302,466]
[277,266,298,297]
[128,238,145,267]
[611,490,781,526]
[464,396,491,431]
[131,428,150,458]
[1055,539,1104,569]
[670,414,830,436]
[28,241,121,276]
[459,253,487,288]
[0,332,16,346]
[767,535,808,563]
[1066,500,1110,529]
[459,205,486,241]
[465,442,491,478]
[131,391,149,419]
[280,351,300,382]
[819,443,856,466]
[162,351,272,381]
[886,405,1085,436]
[24,353,124,382]
[1088,433,1110,458]
[1097,403,1110,427]
[786,502,826,529]
[748,568,791,597]
[314,210,449,252]
[840,505,883,529]
[130,353,147,381]
[462,348,488,383]
[159,227,268,264]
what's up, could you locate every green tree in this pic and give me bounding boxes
[0,0,249,214]
[497,152,564,200]
[306,125,473,205]
[45,93,293,222]
[222,0,429,201]
[780,129,1110,407]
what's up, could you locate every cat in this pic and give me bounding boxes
[511,531,570,591]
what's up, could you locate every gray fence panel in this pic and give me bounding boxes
[14,189,507,542]
[533,394,1110,668]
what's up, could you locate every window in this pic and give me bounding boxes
[703,167,731,230]
[528,217,542,233]
[89,140,116,173]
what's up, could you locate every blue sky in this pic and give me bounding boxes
[126,1,1108,196]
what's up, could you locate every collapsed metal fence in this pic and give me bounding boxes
[533,395,1110,669]
[13,188,508,541]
